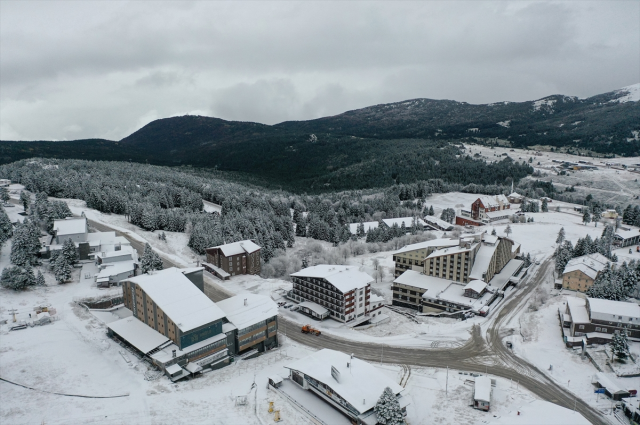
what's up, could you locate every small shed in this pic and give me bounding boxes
[473,376,492,411]
[594,372,631,401]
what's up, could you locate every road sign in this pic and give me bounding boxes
[595,388,606,394]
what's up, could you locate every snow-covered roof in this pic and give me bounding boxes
[210,240,261,257]
[485,210,511,219]
[564,253,609,277]
[150,333,227,363]
[474,376,492,402]
[395,270,451,294]
[216,294,278,331]
[437,283,495,312]
[482,234,498,244]
[479,399,590,425]
[126,268,226,332]
[298,301,329,316]
[97,246,135,260]
[487,259,523,291]
[381,217,426,229]
[587,298,640,323]
[566,297,590,324]
[107,316,169,354]
[562,264,598,280]
[476,195,508,209]
[97,261,136,279]
[348,221,380,235]
[469,244,498,280]
[464,280,487,294]
[291,265,372,293]
[615,227,640,241]
[422,216,454,230]
[284,349,404,415]
[507,192,523,199]
[393,238,458,255]
[425,244,476,259]
[53,217,87,236]
[165,364,182,375]
[595,372,629,395]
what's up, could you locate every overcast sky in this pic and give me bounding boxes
[1,1,638,141]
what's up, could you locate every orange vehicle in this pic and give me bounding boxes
[301,324,321,336]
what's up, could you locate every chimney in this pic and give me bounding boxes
[244,298,247,306]
[172,350,176,358]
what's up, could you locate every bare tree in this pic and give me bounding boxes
[372,258,380,270]
[376,266,386,283]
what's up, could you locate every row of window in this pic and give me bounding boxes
[238,320,267,336]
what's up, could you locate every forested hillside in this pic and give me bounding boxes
[1,85,637,192]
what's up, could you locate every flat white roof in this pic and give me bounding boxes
[97,246,135,259]
[485,210,511,218]
[53,217,86,236]
[284,349,403,415]
[482,234,499,244]
[97,261,136,279]
[127,268,226,332]
[348,221,380,235]
[616,227,640,240]
[595,372,629,394]
[588,298,640,322]
[479,399,590,425]
[474,376,492,402]
[211,240,260,257]
[298,301,329,316]
[487,259,524,291]
[291,265,372,293]
[393,238,458,255]
[216,294,278,330]
[395,270,451,294]
[469,244,498,280]
[150,333,227,363]
[107,316,169,354]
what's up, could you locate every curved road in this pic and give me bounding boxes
[85,216,605,424]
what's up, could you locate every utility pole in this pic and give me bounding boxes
[446,366,449,397]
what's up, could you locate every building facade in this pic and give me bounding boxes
[561,253,609,292]
[205,240,261,276]
[290,265,372,323]
[470,195,510,222]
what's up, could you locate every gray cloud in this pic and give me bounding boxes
[0,1,638,140]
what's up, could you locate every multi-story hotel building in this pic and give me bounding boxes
[290,265,373,323]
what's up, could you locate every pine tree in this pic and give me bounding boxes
[0,207,13,247]
[61,238,78,265]
[374,387,404,425]
[0,187,9,204]
[1,265,36,290]
[556,227,565,245]
[141,243,164,274]
[428,205,435,216]
[19,190,30,212]
[582,210,591,226]
[53,254,72,283]
[36,270,46,286]
[504,225,512,237]
[541,198,548,212]
[611,330,629,360]
[10,219,41,266]
[491,228,497,236]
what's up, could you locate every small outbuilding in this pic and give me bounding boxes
[297,301,330,321]
[473,376,492,411]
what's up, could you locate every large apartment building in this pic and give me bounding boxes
[290,265,373,323]
[392,238,460,278]
[217,294,278,355]
[561,253,610,292]
[205,240,261,277]
[470,195,510,221]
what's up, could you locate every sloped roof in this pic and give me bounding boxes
[127,268,226,332]
[464,280,487,294]
[381,217,426,228]
[291,265,372,293]
[211,240,261,257]
[284,349,403,415]
[425,244,476,259]
[107,316,169,354]
[587,298,640,321]
[563,264,598,280]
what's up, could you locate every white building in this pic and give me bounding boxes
[348,221,380,235]
[282,349,409,425]
[473,376,492,411]
[478,399,590,425]
[49,216,131,260]
[290,265,374,324]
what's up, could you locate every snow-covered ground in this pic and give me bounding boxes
[464,143,640,205]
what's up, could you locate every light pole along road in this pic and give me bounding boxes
[84,216,606,424]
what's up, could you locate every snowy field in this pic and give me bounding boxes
[464,143,640,206]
